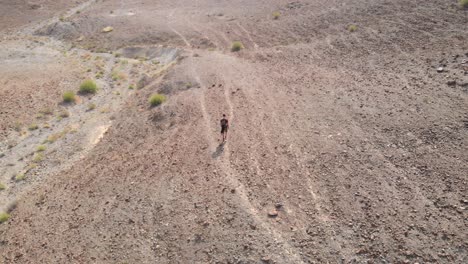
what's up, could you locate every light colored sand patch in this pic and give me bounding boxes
[88,123,111,146]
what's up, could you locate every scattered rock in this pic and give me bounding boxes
[261,256,272,263]
[268,210,278,217]
[29,4,41,10]
[102,26,114,33]
[437,67,444,72]
[447,80,456,86]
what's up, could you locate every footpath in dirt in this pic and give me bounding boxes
[0,0,467,263]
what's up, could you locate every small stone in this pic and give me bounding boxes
[261,256,272,263]
[447,80,456,86]
[437,67,444,72]
[102,26,114,33]
[268,210,278,217]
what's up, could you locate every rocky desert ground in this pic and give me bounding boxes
[0,0,467,263]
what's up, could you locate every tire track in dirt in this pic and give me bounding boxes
[196,68,305,263]
[167,11,305,258]
[19,0,98,36]
[223,60,350,257]
[236,21,259,50]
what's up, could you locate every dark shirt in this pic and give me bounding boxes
[221,118,229,128]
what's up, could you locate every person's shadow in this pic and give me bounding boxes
[212,142,225,158]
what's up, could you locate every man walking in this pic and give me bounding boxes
[220,114,229,143]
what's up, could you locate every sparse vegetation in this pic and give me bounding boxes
[13,122,22,132]
[25,163,37,172]
[33,153,44,163]
[59,110,70,118]
[100,107,111,113]
[0,183,5,191]
[63,91,76,103]
[79,79,98,94]
[0,213,10,223]
[95,72,104,79]
[39,108,53,115]
[231,41,244,52]
[45,128,70,143]
[28,124,39,131]
[272,11,281,19]
[112,71,127,81]
[15,173,25,182]
[186,82,193,89]
[348,25,358,32]
[87,103,96,111]
[36,145,46,152]
[149,94,167,107]
[129,84,135,90]
[460,0,468,7]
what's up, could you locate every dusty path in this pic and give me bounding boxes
[1,0,467,263]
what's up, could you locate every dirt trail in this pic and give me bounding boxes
[168,16,305,260]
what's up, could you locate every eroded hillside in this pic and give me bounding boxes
[0,0,467,263]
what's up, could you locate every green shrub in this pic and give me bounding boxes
[28,124,39,131]
[33,153,44,163]
[149,94,166,107]
[0,183,5,190]
[15,174,25,182]
[112,71,127,81]
[39,108,53,115]
[36,145,46,152]
[272,11,281,19]
[0,213,10,223]
[79,79,98,94]
[87,103,96,111]
[59,110,70,118]
[231,41,244,52]
[348,25,358,32]
[95,72,103,79]
[461,0,468,7]
[63,91,76,103]
[46,132,64,143]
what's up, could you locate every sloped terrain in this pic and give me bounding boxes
[0,0,467,263]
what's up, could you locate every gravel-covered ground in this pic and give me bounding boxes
[0,0,467,263]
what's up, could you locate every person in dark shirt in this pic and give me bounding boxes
[220,114,229,143]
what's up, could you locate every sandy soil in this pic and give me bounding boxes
[0,0,467,263]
